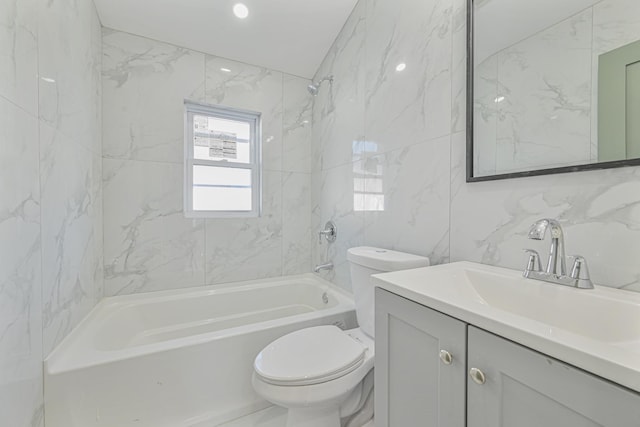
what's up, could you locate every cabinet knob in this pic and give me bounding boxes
[439,349,453,365]
[469,367,486,385]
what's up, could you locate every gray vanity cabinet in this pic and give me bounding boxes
[374,288,466,427]
[376,288,640,427]
[467,326,640,427]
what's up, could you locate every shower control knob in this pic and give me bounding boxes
[439,350,453,365]
[470,367,486,385]
[318,221,337,244]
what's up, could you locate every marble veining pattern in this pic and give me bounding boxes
[204,171,284,284]
[364,0,453,157]
[102,30,205,163]
[205,56,284,172]
[312,0,366,173]
[282,172,313,275]
[103,159,205,296]
[39,0,102,155]
[39,123,101,355]
[363,137,451,265]
[0,0,37,115]
[0,96,43,427]
[1,0,102,425]
[311,0,640,296]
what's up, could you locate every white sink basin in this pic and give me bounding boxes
[465,269,640,344]
[371,261,640,392]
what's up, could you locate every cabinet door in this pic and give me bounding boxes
[467,326,640,427]
[375,288,466,427]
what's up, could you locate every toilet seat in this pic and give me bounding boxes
[254,325,366,386]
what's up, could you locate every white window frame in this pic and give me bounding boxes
[184,100,262,218]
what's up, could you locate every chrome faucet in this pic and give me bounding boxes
[314,262,334,273]
[523,219,594,289]
[527,218,566,276]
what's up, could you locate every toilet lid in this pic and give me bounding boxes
[254,325,366,386]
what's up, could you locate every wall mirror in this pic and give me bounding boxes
[467,0,640,182]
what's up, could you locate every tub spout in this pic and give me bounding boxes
[314,262,333,273]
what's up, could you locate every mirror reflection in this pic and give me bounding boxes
[471,0,640,179]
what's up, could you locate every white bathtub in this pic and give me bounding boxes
[44,274,356,427]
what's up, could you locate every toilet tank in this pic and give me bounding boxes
[347,247,430,338]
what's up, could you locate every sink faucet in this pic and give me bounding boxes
[314,262,333,273]
[524,218,594,289]
[528,218,566,276]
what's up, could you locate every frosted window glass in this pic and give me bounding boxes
[192,165,252,211]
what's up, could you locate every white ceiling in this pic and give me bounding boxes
[93,0,358,79]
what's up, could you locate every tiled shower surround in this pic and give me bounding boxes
[0,0,103,425]
[102,30,313,296]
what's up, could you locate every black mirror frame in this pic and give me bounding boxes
[465,0,640,183]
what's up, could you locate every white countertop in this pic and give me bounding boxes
[372,261,640,393]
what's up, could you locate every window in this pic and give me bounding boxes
[184,101,261,218]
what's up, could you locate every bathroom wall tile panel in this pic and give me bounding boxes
[283,74,313,173]
[205,56,284,172]
[363,136,451,265]
[494,10,592,173]
[102,30,205,163]
[314,162,366,292]
[205,171,283,284]
[92,152,104,300]
[103,159,205,296]
[364,0,453,157]
[40,123,100,355]
[450,133,640,291]
[312,0,366,172]
[310,169,324,273]
[38,0,101,153]
[90,8,103,157]
[451,0,467,134]
[282,172,312,275]
[0,97,44,427]
[0,0,38,115]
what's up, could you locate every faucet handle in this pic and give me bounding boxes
[318,221,337,244]
[523,249,542,277]
[570,256,595,289]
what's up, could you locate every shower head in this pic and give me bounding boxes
[307,83,319,96]
[307,75,334,96]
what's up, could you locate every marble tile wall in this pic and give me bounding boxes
[0,0,103,425]
[312,0,640,294]
[102,30,313,296]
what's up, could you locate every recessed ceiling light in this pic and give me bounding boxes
[395,63,407,72]
[233,3,249,19]
[41,76,56,83]
[494,96,505,103]
[220,68,232,73]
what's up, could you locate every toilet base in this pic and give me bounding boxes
[286,407,340,427]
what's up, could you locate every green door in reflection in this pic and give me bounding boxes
[599,39,640,161]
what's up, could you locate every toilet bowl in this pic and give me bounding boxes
[252,247,429,427]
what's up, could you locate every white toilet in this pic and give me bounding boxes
[252,247,430,427]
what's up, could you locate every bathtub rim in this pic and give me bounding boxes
[45,273,355,375]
